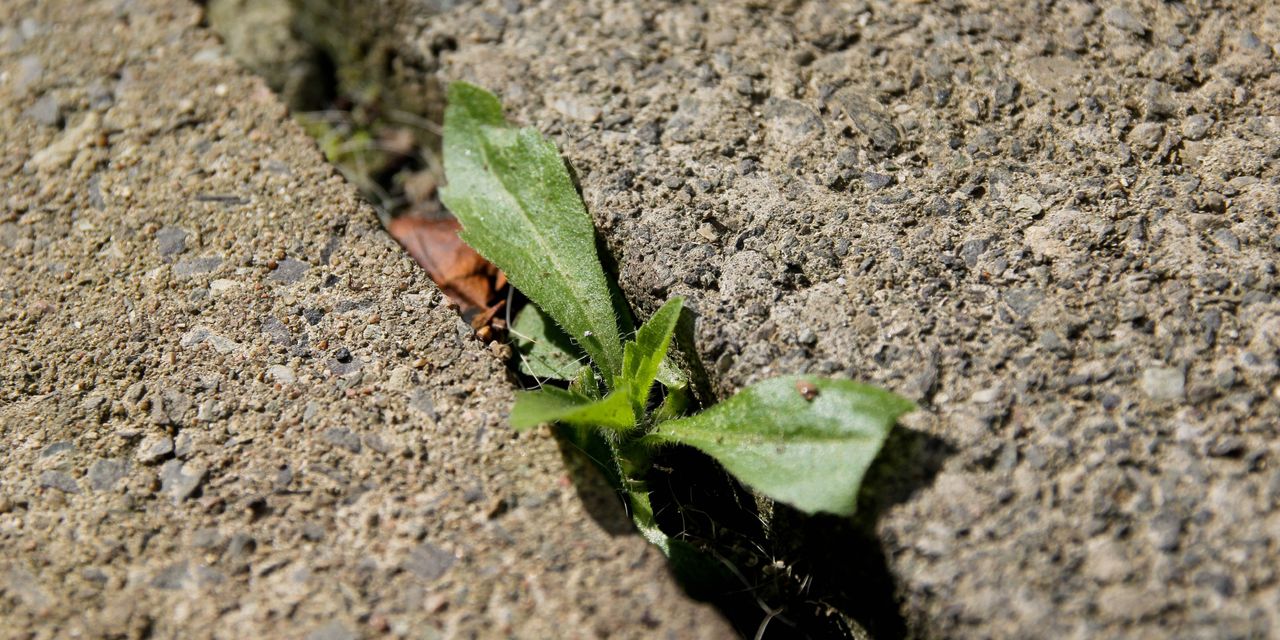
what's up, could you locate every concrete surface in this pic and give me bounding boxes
[401,0,1280,637]
[0,1,733,638]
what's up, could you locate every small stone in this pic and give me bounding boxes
[196,399,221,423]
[831,88,900,152]
[1141,367,1185,401]
[1103,7,1147,35]
[136,435,174,464]
[260,316,291,345]
[29,112,99,171]
[150,562,190,590]
[762,97,824,146]
[970,387,1001,403]
[408,390,437,420]
[862,172,894,190]
[403,541,455,582]
[834,149,858,169]
[1040,329,1066,352]
[39,441,74,457]
[1208,436,1245,458]
[960,238,989,267]
[39,470,80,494]
[1212,229,1239,252]
[266,365,296,384]
[547,95,601,123]
[268,258,309,284]
[1198,192,1227,214]
[1004,288,1044,319]
[1012,194,1043,216]
[149,390,193,426]
[1,566,49,611]
[1148,511,1183,551]
[82,394,108,420]
[273,466,294,491]
[1128,123,1163,150]
[306,621,358,640]
[1083,537,1130,583]
[302,522,326,541]
[1181,115,1213,140]
[226,533,256,558]
[191,528,222,550]
[159,460,206,503]
[1194,571,1235,597]
[24,93,62,127]
[993,78,1021,107]
[174,330,206,350]
[209,279,238,295]
[14,55,43,93]
[1097,584,1166,621]
[88,458,127,491]
[323,427,361,454]
[173,256,222,277]
[19,19,41,39]
[154,227,188,257]
[179,327,239,354]
[193,565,225,586]
[86,78,114,109]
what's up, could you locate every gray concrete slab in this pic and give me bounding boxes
[0,1,732,637]
[410,0,1280,636]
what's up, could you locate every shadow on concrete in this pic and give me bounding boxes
[551,427,637,537]
[647,425,954,639]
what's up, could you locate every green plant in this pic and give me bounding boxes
[439,82,913,555]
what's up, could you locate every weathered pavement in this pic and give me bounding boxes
[0,1,732,638]
[405,0,1280,637]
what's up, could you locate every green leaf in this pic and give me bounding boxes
[623,482,672,550]
[511,304,584,381]
[568,365,601,400]
[620,297,683,421]
[510,386,634,433]
[652,383,691,422]
[643,376,914,516]
[655,358,687,392]
[440,82,624,384]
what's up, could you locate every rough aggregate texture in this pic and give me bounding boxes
[0,1,732,638]
[404,0,1280,636]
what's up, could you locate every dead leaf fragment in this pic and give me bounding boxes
[388,215,507,333]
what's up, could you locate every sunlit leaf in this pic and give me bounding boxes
[440,82,624,383]
[510,386,634,433]
[620,297,683,421]
[511,304,584,381]
[644,376,914,515]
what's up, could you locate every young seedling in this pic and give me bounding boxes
[439,82,913,556]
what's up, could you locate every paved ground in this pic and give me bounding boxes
[0,1,731,638]
[408,0,1280,637]
[6,0,1280,638]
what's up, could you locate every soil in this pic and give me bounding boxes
[403,0,1280,637]
[0,1,732,638]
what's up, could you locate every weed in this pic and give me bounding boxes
[439,81,913,566]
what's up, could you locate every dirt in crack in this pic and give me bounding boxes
[202,3,923,637]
